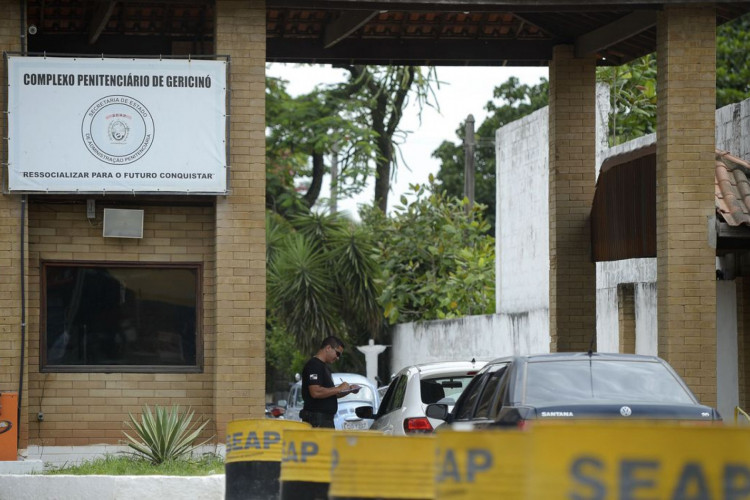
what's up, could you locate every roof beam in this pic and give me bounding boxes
[267,37,554,65]
[88,0,118,45]
[324,10,379,48]
[575,10,656,58]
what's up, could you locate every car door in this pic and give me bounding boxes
[369,374,408,435]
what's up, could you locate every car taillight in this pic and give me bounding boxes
[404,417,433,433]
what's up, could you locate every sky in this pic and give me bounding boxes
[266,64,548,217]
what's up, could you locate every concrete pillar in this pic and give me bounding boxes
[548,45,597,352]
[0,0,27,449]
[618,284,636,354]
[213,0,267,435]
[656,5,717,406]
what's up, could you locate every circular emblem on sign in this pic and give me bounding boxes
[81,95,154,165]
[620,406,632,417]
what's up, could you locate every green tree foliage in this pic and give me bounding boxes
[717,13,750,108]
[597,54,657,146]
[265,323,307,393]
[266,211,384,357]
[333,65,439,212]
[435,13,750,212]
[432,77,549,232]
[266,66,438,216]
[265,75,376,217]
[362,179,495,324]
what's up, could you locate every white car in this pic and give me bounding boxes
[285,372,380,430]
[355,359,487,435]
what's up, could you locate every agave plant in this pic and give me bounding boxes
[123,404,212,465]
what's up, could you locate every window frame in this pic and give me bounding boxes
[473,363,509,420]
[377,374,407,417]
[40,260,204,374]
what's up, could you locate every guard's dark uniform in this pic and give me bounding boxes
[301,356,336,428]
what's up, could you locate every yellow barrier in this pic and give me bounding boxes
[435,428,527,499]
[224,419,310,500]
[528,421,750,500]
[225,418,310,464]
[280,428,336,500]
[329,433,436,499]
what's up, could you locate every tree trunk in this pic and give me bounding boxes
[304,152,325,208]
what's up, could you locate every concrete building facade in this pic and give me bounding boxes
[0,1,742,454]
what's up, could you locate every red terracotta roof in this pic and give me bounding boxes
[716,151,750,227]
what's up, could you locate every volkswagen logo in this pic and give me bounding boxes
[620,406,632,417]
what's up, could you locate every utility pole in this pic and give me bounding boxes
[463,114,475,214]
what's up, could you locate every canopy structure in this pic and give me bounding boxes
[25,1,750,65]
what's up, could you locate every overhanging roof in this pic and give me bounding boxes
[591,147,750,262]
[23,1,750,66]
[267,1,750,66]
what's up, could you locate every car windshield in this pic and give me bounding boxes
[421,376,474,405]
[523,359,696,406]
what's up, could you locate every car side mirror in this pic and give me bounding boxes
[425,403,448,421]
[355,406,374,419]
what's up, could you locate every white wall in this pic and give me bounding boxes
[717,280,740,419]
[388,84,610,372]
[388,92,750,404]
[495,107,551,354]
[390,314,546,374]
[716,99,750,160]
[0,474,224,500]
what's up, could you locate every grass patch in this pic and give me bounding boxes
[44,453,225,476]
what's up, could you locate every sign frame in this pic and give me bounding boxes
[3,52,231,196]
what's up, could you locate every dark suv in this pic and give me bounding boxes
[426,352,721,428]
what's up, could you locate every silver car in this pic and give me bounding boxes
[285,372,381,430]
[355,359,487,435]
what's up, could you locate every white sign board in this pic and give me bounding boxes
[6,56,228,194]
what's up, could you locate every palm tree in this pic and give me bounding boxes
[267,211,384,355]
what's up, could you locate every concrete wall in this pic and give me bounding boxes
[495,82,609,352]
[390,314,546,374]
[0,474,224,500]
[384,50,750,413]
[718,280,740,419]
[495,107,550,353]
[388,84,609,371]
[717,99,750,161]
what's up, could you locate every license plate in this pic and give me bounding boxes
[342,420,368,430]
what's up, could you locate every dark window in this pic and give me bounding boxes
[489,367,512,419]
[523,360,696,406]
[378,375,407,416]
[454,372,488,421]
[474,364,508,419]
[420,376,473,405]
[42,262,201,372]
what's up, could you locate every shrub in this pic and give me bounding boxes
[123,405,212,465]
